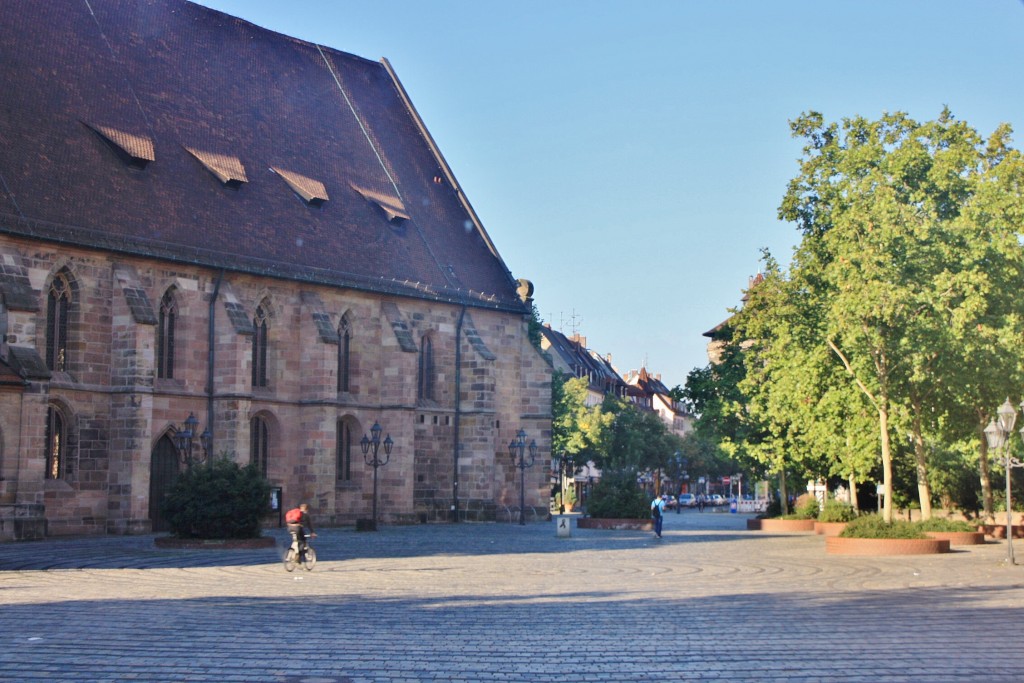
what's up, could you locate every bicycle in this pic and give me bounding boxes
[283,532,317,572]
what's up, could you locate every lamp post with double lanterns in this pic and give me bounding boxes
[983,398,1024,565]
[360,421,393,532]
[173,412,212,468]
[509,429,537,525]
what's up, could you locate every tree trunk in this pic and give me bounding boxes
[910,412,932,521]
[879,404,893,523]
[978,416,994,522]
[848,474,859,512]
[778,465,789,515]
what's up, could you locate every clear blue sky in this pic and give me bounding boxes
[193,0,1024,388]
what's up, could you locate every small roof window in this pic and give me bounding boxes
[350,184,409,223]
[271,167,329,206]
[84,122,155,169]
[184,146,248,188]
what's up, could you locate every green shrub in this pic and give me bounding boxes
[818,499,857,523]
[161,459,271,539]
[914,518,976,533]
[839,514,926,539]
[790,496,820,520]
[763,497,782,518]
[587,471,649,519]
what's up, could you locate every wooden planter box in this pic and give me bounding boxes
[747,518,815,532]
[978,524,1024,539]
[576,518,653,531]
[814,521,848,536]
[924,531,985,546]
[826,536,950,555]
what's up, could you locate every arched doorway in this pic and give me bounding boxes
[149,435,180,532]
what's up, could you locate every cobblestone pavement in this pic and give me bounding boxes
[2,511,1023,682]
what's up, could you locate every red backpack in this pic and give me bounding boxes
[285,507,303,524]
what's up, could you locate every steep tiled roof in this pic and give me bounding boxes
[0,0,523,311]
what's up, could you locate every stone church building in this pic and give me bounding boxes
[0,0,551,538]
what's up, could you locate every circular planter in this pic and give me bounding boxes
[978,524,1024,540]
[576,518,653,531]
[924,531,985,546]
[825,536,950,555]
[154,536,276,549]
[814,521,848,536]
[747,518,815,532]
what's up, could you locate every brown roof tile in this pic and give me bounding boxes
[0,0,523,311]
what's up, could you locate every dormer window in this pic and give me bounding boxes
[184,146,247,188]
[350,184,409,223]
[84,122,155,169]
[271,167,329,207]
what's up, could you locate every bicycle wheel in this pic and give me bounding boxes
[302,545,316,571]
[283,547,297,572]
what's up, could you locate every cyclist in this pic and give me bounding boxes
[285,502,316,556]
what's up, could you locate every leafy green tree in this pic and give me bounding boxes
[779,109,1024,521]
[551,371,613,464]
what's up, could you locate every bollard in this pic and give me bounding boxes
[555,514,572,538]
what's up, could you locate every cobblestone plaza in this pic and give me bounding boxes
[2,512,1023,682]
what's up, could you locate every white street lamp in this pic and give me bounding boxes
[983,398,1024,565]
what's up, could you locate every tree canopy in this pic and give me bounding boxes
[700,109,1024,522]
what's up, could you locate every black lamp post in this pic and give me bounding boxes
[509,429,537,525]
[983,398,1024,565]
[173,412,211,468]
[360,421,393,532]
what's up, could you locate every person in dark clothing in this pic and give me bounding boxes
[651,494,666,538]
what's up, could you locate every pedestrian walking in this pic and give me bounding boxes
[651,494,667,538]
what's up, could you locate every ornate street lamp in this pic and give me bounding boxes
[509,429,537,525]
[360,421,393,532]
[173,412,211,468]
[983,398,1024,565]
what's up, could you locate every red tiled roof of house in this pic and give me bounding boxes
[0,0,522,311]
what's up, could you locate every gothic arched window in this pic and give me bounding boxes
[336,418,353,481]
[157,289,177,379]
[252,304,269,388]
[46,271,72,372]
[417,334,435,401]
[338,316,352,394]
[250,415,269,477]
[45,405,66,480]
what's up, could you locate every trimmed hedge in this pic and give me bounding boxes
[161,459,271,539]
[587,471,649,519]
[914,518,976,533]
[839,514,926,539]
[818,499,857,523]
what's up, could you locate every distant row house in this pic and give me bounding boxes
[623,367,693,439]
[540,325,693,438]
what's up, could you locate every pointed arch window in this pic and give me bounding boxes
[336,418,352,481]
[250,415,269,477]
[44,405,66,480]
[46,272,72,372]
[338,317,352,394]
[418,334,435,401]
[252,304,269,388]
[157,289,177,379]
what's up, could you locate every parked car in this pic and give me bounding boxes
[677,493,696,508]
[662,495,677,510]
[708,494,726,506]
